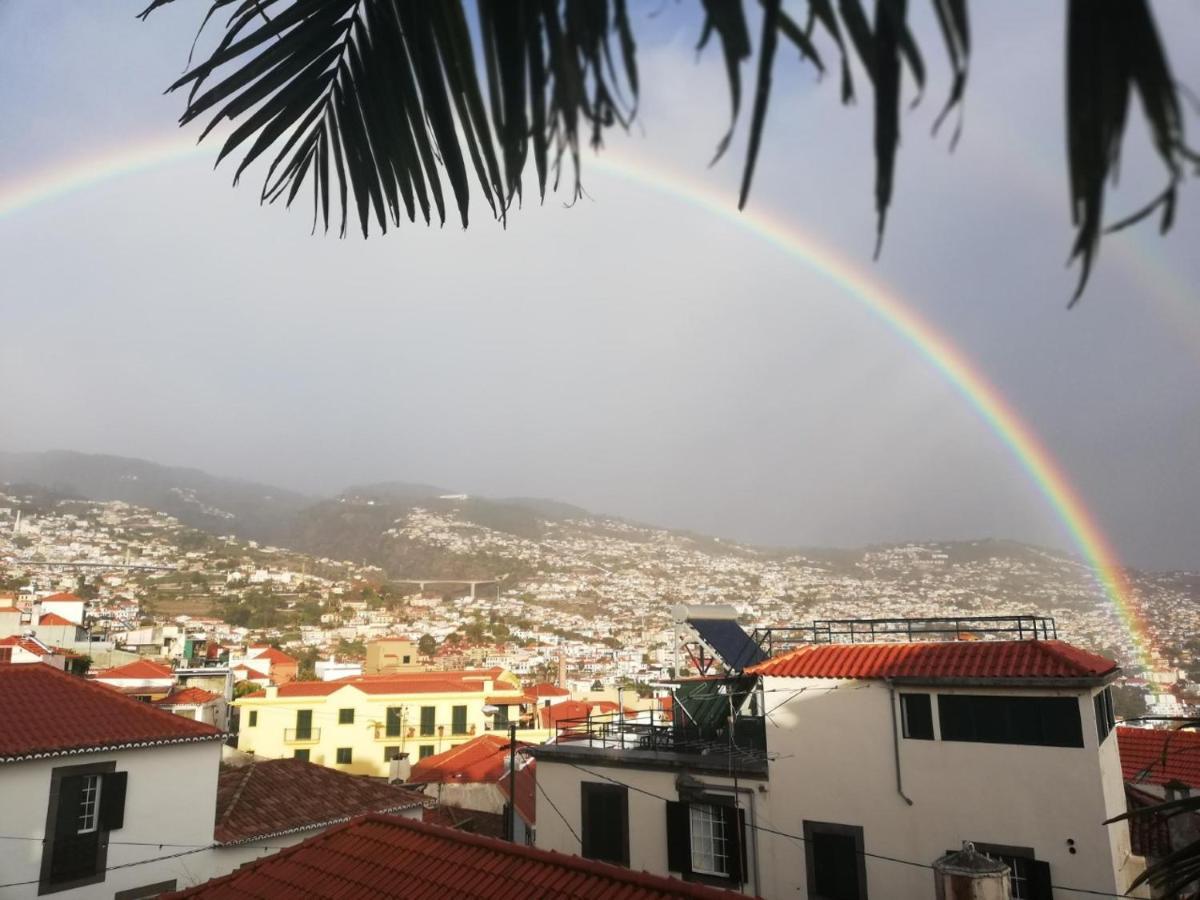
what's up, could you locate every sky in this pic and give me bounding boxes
[0,2,1197,571]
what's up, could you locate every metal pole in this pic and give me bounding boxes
[508,722,517,842]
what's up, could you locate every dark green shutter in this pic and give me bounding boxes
[725,806,746,884]
[1027,859,1053,900]
[386,706,402,736]
[420,706,435,736]
[666,801,691,874]
[100,771,127,831]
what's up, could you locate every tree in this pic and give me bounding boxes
[233,679,260,699]
[140,0,1197,303]
[418,634,437,657]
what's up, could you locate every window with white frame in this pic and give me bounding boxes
[688,804,729,876]
[77,775,102,834]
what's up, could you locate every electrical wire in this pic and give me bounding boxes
[556,760,1146,899]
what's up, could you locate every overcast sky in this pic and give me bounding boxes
[0,2,1197,570]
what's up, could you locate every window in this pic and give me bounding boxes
[40,763,127,894]
[900,694,934,740]
[336,747,353,764]
[666,799,746,884]
[402,655,411,664]
[804,821,867,900]
[386,706,402,737]
[295,709,313,740]
[418,744,435,759]
[420,706,436,736]
[114,881,178,900]
[451,704,468,735]
[294,749,310,761]
[938,695,1083,748]
[971,842,1052,900]
[338,708,355,725]
[494,705,511,729]
[1094,687,1116,744]
[383,746,401,762]
[248,710,257,727]
[581,782,629,866]
[0,647,11,663]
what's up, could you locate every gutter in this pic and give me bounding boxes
[887,680,914,807]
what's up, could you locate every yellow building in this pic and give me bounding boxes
[235,667,552,777]
[365,637,423,675]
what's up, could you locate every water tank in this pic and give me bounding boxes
[933,843,1011,900]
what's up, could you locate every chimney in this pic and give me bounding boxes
[933,843,1011,900]
[556,651,566,689]
[265,685,278,700]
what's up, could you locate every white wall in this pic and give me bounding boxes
[0,740,222,899]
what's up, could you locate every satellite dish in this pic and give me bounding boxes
[481,704,500,716]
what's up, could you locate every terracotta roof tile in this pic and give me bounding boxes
[747,640,1117,681]
[168,814,748,899]
[95,658,175,680]
[37,612,76,626]
[157,686,220,707]
[42,592,83,602]
[215,758,425,844]
[407,734,530,785]
[1118,726,1200,788]
[0,665,221,761]
[0,635,52,657]
[529,683,570,697]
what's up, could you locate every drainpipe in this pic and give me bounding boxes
[887,680,914,806]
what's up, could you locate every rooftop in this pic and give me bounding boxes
[168,814,746,899]
[746,639,1118,683]
[37,612,76,626]
[242,672,527,699]
[156,686,220,707]
[408,734,530,785]
[95,658,175,681]
[215,758,426,844]
[1117,726,1200,788]
[0,664,222,762]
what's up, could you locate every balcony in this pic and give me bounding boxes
[284,727,321,744]
[537,708,768,778]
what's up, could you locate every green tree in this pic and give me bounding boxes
[418,634,437,657]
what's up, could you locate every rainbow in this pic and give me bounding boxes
[0,135,1156,669]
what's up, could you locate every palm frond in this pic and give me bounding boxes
[142,0,1198,304]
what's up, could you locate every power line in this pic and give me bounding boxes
[557,761,1144,899]
[0,844,214,890]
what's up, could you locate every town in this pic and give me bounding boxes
[1,485,1198,898]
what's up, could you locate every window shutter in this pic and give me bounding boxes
[1027,859,1053,900]
[55,775,85,838]
[100,771,128,831]
[724,806,747,885]
[666,801,691,875]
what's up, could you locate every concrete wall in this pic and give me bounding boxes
[535,678,1147,899]
[0,740,223,899]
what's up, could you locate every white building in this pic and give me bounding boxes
[0,664,225,898]
[533,634,1148,900]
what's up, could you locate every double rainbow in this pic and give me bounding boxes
[0,136,1155,669]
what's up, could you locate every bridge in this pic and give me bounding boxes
[393,577,503,599]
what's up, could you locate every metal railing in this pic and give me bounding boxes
[751,614,1057,657]
[553,710,768,760]
[284,727,321,743]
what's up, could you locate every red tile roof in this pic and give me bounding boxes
[248,675,510,698]
[38,612,76,626]
[529,682,570,697]
[252,647,298,666]
[95,658,175,680]
[0,635,52,657]
[746,640,1117,681]
[167,814,746,899]
[421,805,507,840]
[1118,726,1200,788]
[408,734,530,785]
[157,686,220,707]
[215,758,425,844]
[539,700,592,728]
[0,665,222,762]
[42,592,83,602]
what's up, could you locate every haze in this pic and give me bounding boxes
[0,2,1197,570]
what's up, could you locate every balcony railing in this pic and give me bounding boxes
[751,614,1057,658]
[284,727,321,744]
[553,710,767,760]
